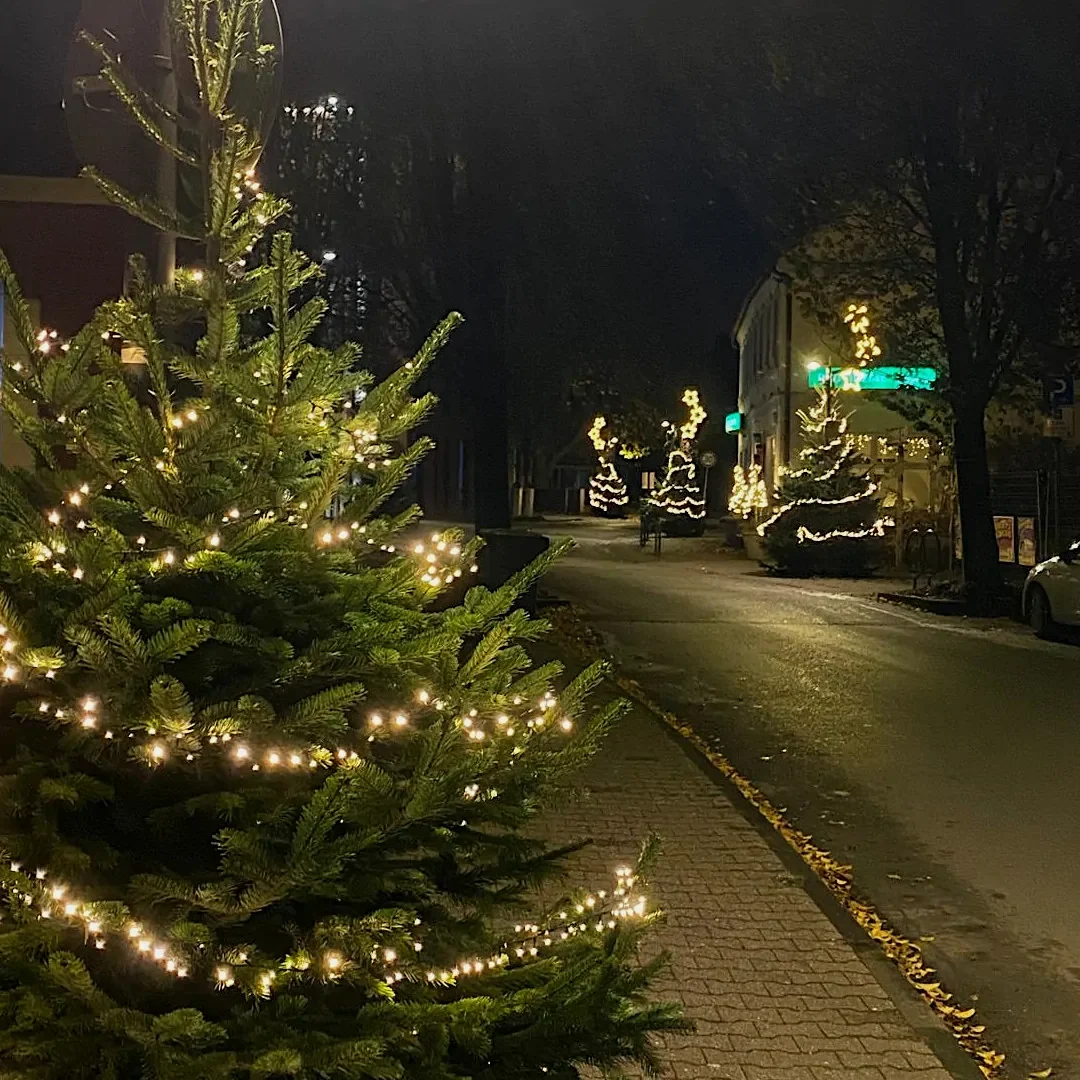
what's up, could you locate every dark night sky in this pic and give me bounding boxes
[0,0,763,405]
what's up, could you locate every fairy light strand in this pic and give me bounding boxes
[0,687,604,996]
[30,682,572,778]
[679,389,707,442]
[728,464,769,519]
[0,858,649,998]
[843,302,883,365]
[756,482,880,537]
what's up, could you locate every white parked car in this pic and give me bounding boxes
[1024,541,1080,637]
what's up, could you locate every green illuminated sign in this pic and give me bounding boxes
[807,366,937,392]
[724,411,742,434]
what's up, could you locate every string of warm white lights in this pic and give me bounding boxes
[1,842,648,998]
[283,96,356,121]
[588,415,611,456]
[0,677,599,1001]
[5,476,483,767]
[589,462,629,512]
[781,454,847,484]
[28,450,477,585]
[846,433,935,457]
[31,686,571,774]
[756,482,880,537]
[843,302,882,365]
[679,389,707,442]
[728,464,769,519]
[652,449,706,519]
[587,416,629,514]
[410,533,480,587]
[650,388,708,520]
[800,400,849,437]
[1,557,642,1000]
[795,518,893,543]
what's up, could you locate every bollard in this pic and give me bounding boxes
[475,530,551,615]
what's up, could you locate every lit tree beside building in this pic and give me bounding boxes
[758,387,888,575]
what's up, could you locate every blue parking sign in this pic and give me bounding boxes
[1045,374,1074,406]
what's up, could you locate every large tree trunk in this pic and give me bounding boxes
[953,403,1003,602]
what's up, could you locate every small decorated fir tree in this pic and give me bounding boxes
[728,464,769,519]
[587,415,629,517]
[758,387,886,575]
[651,389,707,534]
[0,4,683,1076]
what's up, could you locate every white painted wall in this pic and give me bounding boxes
[733,270,937,509]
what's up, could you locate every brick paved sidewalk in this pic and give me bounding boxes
[541,695,957,1080]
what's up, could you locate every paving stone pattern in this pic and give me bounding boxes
[540,699,954,1080]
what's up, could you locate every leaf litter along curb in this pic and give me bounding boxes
[548,603,1053,1080]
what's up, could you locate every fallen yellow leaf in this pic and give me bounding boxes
[1028,1069,1052,1078]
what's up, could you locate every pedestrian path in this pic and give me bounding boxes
[541,692,957,1080]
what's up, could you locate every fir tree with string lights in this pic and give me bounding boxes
[727,464,768,520]
[650,389,707,536]
[586,415,629,517]
[757,386,888,576]
[0,3,683,1077]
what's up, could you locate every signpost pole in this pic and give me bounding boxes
[1042,374,1073,554]
[154,0,177,288]
[699,449,717,516]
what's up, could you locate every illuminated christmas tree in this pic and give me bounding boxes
[757,387,887,575]
[728,464,769,519]
[587,415,629,517]
[651,389,707,534]
[0,4,682,1075]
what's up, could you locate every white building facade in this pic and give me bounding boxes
[731,269,939,512]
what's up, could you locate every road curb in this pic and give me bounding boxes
[549,606,1000,1080]
[878,591,970,616]
[644,700,985,1080]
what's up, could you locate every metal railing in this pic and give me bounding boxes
[902,526,948,590]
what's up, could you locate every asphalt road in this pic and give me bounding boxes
[546,519,1080,1078]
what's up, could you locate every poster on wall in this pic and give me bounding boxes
[1017,517,1037,567]
[994,515,1016,563]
